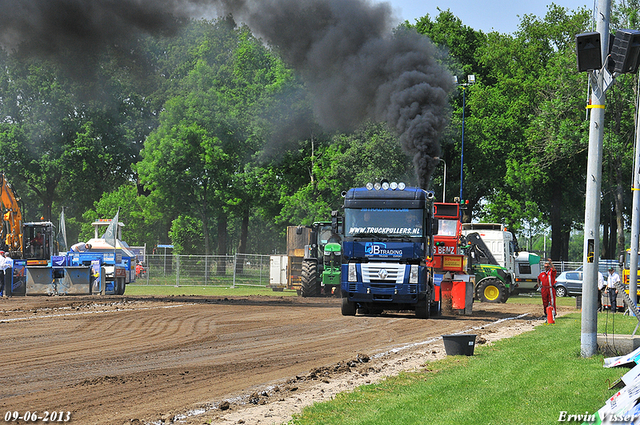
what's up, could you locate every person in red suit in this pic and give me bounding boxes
[537,259,557,318]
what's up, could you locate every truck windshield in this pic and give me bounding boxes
[437,219,458,237]
[344,208,423,237]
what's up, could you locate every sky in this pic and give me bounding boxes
[385,0,594,34]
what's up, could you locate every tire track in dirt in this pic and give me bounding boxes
[0,295,548,424]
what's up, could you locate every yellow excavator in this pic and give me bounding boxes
[0,173,23,258]
[0,173,56,264]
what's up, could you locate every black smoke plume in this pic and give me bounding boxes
[0,0,452,188]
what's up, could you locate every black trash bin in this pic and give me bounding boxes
[442,334,477,356]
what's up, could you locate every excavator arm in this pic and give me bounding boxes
[0,173,23,256]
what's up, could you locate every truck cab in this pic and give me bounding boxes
[340,181,436,319]
[430,202,474,315]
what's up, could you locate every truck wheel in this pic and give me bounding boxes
[415,300,430,319]
[478,278,505,303]
[301,260,320,297]
[415,292,430,319]
[341,297,356,316]
[114,279,124,295]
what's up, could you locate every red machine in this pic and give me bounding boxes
[428,202,474,315]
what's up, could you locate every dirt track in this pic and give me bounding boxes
[0,295,559,424]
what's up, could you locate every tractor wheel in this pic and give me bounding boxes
[500,291,509,303]
[341,297,356,316]
[500,284,510,303]
[478,278,505,303]
[300,260,320,297]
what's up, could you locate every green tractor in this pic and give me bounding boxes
[465,232,515,303]
[300,213,342,297]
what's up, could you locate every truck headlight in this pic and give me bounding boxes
[410,265,419,283]
[348,263,357,281]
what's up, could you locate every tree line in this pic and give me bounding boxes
[0,4,636,260]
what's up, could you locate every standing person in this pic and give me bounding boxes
[1,252,12,297]
[606,266,621,312]
[0,251,4,296]
[597,271,605,312]
[537,259,557,318]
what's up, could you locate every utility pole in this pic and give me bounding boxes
[630,86,640,307]
[581,0,611,358]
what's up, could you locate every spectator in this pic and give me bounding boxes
[0,251,4,296]
[597,271,605,312]
[606,267,621,312]
[2,252,12,297]
[70,242,92,252]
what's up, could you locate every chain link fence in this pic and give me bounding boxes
[134,253,271,287]
[131,255,602,288]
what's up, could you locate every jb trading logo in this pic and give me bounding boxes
[365,242,403,256]
[365,242,384,255]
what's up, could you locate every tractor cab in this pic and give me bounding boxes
[23,221,56,265]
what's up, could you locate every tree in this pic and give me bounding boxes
[80,183,166,248]
[137,19,296,269]
[274,122,413,226]
[0,50,147,222]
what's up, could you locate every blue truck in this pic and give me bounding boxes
[340,181,437,319]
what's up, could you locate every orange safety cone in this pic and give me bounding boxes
[546,305,555,324]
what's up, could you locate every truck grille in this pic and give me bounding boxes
[361,263,405,284]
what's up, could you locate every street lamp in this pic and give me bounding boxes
[454,74,475,202]
[435,157,446,202]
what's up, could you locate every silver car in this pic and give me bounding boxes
[554,271,583,297]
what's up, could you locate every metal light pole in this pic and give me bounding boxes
[455,75,475,202]
[629,82,640,306]
[581,0,611,358]
[436,157,446,201]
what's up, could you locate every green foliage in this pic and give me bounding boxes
[169,215,205,255]
[79,183,166,247]
[413,5,594,259]
[137,18,298,254]
[0,50,147,222]
[275,122,413,226]
[2,4,637,256]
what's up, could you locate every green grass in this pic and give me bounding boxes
[508,293,577,307]
[125,284,299,297]
[289,313,625,425]
[598,310,640,335]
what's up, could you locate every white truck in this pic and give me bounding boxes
[461,223,516,271]
[461,223,541,293]
[513,251,542,292]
